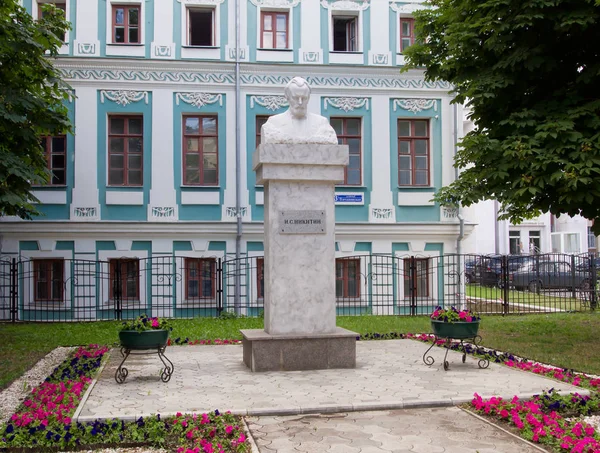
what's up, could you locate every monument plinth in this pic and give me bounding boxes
[241,76,358,372]
[242,144,358,371]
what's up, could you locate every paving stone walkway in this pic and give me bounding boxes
[77,339,584,422]
[247,407,544,453]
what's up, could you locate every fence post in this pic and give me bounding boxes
[10,258,17,323]
[502,255,509,315]
[571,255,577,300]
[409,256,416,316]
[592,257,598,310]
[114,263,122,320]
[216,258,223,316]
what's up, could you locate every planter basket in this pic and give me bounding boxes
[116,330,173,384]
[430,320,480,339]
[119,330,169,350]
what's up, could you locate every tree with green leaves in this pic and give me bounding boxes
[404,0,600,232]
[0,0,71,219]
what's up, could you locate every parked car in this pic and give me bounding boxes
[512,261,592,292]
[473,255,537,288]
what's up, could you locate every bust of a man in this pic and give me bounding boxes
[261,77,338,144]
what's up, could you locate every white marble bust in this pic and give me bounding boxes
[261,77,338,144]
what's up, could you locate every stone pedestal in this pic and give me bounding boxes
[242,143,358,371]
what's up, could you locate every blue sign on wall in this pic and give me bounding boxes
[335,194,363,203]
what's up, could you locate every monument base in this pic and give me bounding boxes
[241,327,358,372]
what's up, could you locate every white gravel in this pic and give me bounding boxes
[0,346,74,425]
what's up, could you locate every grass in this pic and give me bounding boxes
[1,312,599,390]
[466,284,588,311]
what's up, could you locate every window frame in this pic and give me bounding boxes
[260,10,289,49]
[399,17,415,52]
[187,7,215,47]
[109,258,140,301]
[111,4,141,45]
[182,115,219,186]
[33,259,64,303]
[397,119,430,187]
[37,2,67,41]
[185,258,216,300]
[336,258,361,299]
[108,115,144,187]
[38,135,67,186]
[403,258,429,298]
[332,15,358,52]
[331,117,362,186]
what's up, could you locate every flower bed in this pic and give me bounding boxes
[470,391,600,452]
[0,344,249,452]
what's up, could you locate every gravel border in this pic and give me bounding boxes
[0,346,74,425]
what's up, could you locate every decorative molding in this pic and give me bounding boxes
[226,207,247,218]
[151,207,175,218]
[372,53,389,65]
[59,68,452,90]
[76,42,96,55]
[176,0,224,4]
[321,0,370,10]
[303,51,320,63]
[250,0,300,6]
[390,1,428,14]
[154,45,172,58]
[73,207,97,218]
[393,99,438,113]
[175,92,223,108]
[100,90,149,106]
[371,208,394,220]
[324,97,369,112]
[250,95,288,111]
[228,47,246,60]
[441,206,459,222]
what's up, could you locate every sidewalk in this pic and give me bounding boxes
[77,339,584,422]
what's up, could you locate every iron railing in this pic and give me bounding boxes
[0,253,596,322]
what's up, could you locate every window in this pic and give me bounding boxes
[336,258,360,298]
[398,119,429,186]
[39,136,66,185]
[183,116,218,185]
[509,231,521,255]
[188,8,214,46]
[331,118,361,185]
[400,18,415,52]
[564,233,580,254]
[261,11,288,49]
[256,116,270,148]
[34,259,64,302]
[112,4,140,44]
[588,227,596,250]
[333,16,357,52]
[186,258,216,299]
[110,259,139,300]
[38,2,66,41]
[108,116,143,186]
[403,258,429,298]
[256,258,264,299]
[529,230,541,254]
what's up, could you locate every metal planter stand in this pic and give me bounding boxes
[115,330,174,384]
[423,321,490,371]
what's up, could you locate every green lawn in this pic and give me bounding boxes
[1,312,599,390]
[466,284,588,311]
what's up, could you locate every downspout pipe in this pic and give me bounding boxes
[234,0,242,314]
[453,103,466,308]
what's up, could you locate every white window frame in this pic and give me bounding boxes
[248,252,264,311]
[397,117,435,190]
[396,13,415,65]
[180,1,220,60]
[256,6,294,63]
[328,9,363,64]
[106,0,145,57]
[334,253,369,307]
[34,0,70,54]
[98,250,148,307]
[20,251,73,309]
[175,251,224,307]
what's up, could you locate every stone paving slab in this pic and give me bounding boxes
[247,408,544,453]
[77,340,584,421]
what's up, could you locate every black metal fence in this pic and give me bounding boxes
[0,253,596,322]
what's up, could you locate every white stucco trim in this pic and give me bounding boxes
[397,192,435,206]
[181,191,220,205]
[106,191,144,205]
[31,190,68,205]
[97,249,148,307]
